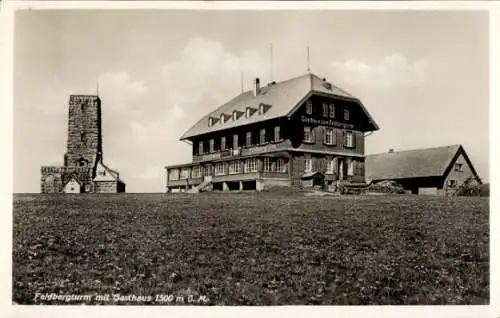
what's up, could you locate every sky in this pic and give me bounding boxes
[13,9,489,193]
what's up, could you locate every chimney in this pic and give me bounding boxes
[388,148,394,153]
[253,78,260,96]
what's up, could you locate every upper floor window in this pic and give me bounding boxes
[304,158,313,173]
[324,128,335,145]
[246,107,252,118]
[198,141,204,154]
[233,134,239,149]
[208,117,214,127]
[454,163,464,172]
[259,104,264,115]
[246,131,252,146]
[344,108,350,121]
[209,139,215,153]
[344,131,354,148]
[233,111,239,121]
[221,136,226,151]
[303,126,313,143]
[447,179,457,188]
[274,125,281,142]
[306,100,313,115]
[329,104,335,118]
[322,103,329,117]
[220,114,226,124]
[260,128,266,144]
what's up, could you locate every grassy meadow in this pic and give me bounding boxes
[12,192,489,305]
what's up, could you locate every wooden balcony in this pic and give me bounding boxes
[192,140,291,163]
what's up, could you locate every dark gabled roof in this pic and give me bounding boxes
[64,174,83,186]
[180,73,379,140]
[365,144,471,182]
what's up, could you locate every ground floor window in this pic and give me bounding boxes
[191,166,201,178]
[326,158,335,173]
[229,160,241,174]
[276,158,287,173]
[347,158,354,176]
[180,168,190,179]
[169,169,179,181]
[263,157,272,172]
[304,158,313,173]
[204,165,212,177]
[245,158,258,173]
[215,163,226,176]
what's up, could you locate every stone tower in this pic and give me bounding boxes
[64,95,102,170]
[40,94,126,193]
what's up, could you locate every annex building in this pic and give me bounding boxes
[365,144,482,196]
[165,73,379,193]
[40,95,126,193]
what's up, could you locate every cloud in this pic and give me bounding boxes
[163,37,264,107]
[97,71,148,115]
[330,54,429,87]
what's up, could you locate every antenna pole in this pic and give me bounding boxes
[307,46,310,73]
[240,71,244,93]
[270,43,273,82]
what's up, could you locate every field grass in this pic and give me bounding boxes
[12,192,489,305]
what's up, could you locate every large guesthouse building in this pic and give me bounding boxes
[165,73,379,192]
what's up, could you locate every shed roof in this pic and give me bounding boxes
[365,144,463,182]
[180,72,379,140]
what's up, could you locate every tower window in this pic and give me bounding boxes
[77,158,88,167]
[80,102,87,112]
[80,133,88,145]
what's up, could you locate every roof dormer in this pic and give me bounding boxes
[208,116,219,127]
[220,113,230,124]
[232,110,243,121]
[258,103,272,115]
[245,107,257,118]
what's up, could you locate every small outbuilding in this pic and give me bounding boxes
[63,175,82,193]
[365,144,481,196]
[301,171,325,188]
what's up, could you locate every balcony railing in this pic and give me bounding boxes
[192,140,290,162]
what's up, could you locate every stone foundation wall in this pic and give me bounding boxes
[94,181,118,193]
[40,166,93,193]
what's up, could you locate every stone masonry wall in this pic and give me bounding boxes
[65,95,102,170]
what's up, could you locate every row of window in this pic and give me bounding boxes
[199,126,355,154]
[304,157,355,176]
[303,126,355,148]
[168,158,288,180]
[199,126,281,154]
[305,101,350,120]
[208,104,271,127]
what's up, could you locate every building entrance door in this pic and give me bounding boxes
[338,158,344,180]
